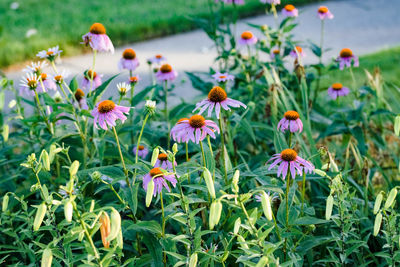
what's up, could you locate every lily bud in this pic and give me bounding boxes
[384,188,397,209]
[107,207,121,242]
[42,150,50,171]
[373,192,383,214]
[172,143,178,154]
[395,115,400,136]
[99,212,111,248]
[189,253,198,267]
[260,192,273,221]
[203,167,216,199]
[233,217,241,234]
[146,179,155,207]
[373,212,382,236]
[209,200,222,230]
[41,248,53,267]
[325,195,333,220]
[117,229,123,249]
[2,193,9,212]
[151,148,159,166]
[89,200,95,212]
[2,124,9,142]
[237,235,249,249]
[34,202,47,231]
[232,170,240,193]
[255,256,269,267]
[69,160,80,177]
[64,200,73,222]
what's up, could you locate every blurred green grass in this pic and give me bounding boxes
[0,0,316,69]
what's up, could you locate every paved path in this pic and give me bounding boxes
[4,0,400,108]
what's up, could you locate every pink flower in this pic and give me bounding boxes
[133,145,149,159]
[37,73,57,92]
[289,46,306,59]
[193,86,246,119]
[277,111,303,133]
[74,89,88,110]
[19,72,39,96]
[156,64,178,81]
[154,153,176,171]
[118,48,139,71]
[143,167,177,197]
[170,115,219,144]
[260,0,280,4]
[337,48,359,70]
[318,6,334,20]
[82,23,114,53]
[282,4,298,17]
[327,83,350,100]
[216,0,244,4]
[91,100,130,130]
[81,70,102,91]
[267,149,314,179]
[238,31,257,46]
[212,72,234,83]
[270,48,281,59]
[148,54,167,65]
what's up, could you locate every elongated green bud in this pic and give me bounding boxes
[49,144,57,163]
[384,188,397,209]
[373,192,383,214]
[237,235,249,249]
[232,170,240,193]
[69,161,80,177]
[325,195,333,220]
[41,248,53,267]
[2,124,9,142]
[373,212,382,236]
[42,150,50,171]
[314,169,327,177]
[209,200,222,230]
[189,253,198,267]
[395,115,400,136]
[255,256,269,267]
[233,218,241,234]
[146,179,155,207]
[2,193,9,212]
[260,192,273,221]
[203,167,215,199]
[89,200,95,212]
[151,148,159,166]
[172,143,178,154]
[107,207,121,242]
[64,200,73,222]
[34,203,47,231]
[117,229,123,249]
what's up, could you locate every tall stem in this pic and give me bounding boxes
[199,141,206,168]
[90,50,97,93]
[301,172,306,216]
[112,126,131,187]
[284,172,291,261]
[218,114,228,184]
[33,89,52,133]
[185,142,190,184]
[133,114,149,185]
[160,191,167,266]
[164,80,170,148]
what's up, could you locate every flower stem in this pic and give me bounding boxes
[199,141,206,168]
[133,114,149,185]
[33,89,52,134]
[284,173,291,261]
[185,142,190,184]
[160,191,167,266]
[112,126,131,187]
[164,80,170,149]
[218,114,228,185]
[90,49,97,93]
[301,172,306,216]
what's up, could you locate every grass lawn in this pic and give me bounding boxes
[0,0,317,69]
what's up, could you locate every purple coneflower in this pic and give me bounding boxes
[37,46,62,61]
[282,4,298,17]
[270,49,281,60]
[143,167,177,197]
[156,64,178,81]
[212,72,234,83]
[91,100,130,130]
[171,118,190,143]
[327,83,350,100]
[129,76,140,85]
[193,86,246,119]
[218,0,245,4]
[260,0,280,4]
[154,153,176,171]
[318,6,334,20]
[37,73,57,92]
[20,73,39,96]
[148,54,167,65]
[170,115,219,144]
[81,70,102,91]
[82,23,114,54]
[277,111,303,133]
[337,48,359,70]
[133,145,149,159]
[238,31,257,46]
[289,46,305,59]
[74,89,88,110]
[267,149,314,179]
[118,48,139,71]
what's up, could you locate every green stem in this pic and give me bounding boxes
[218,114,228,184]
[133,114,149,185]
[33,89,52,133]
[112,126,130,187]
[90,50,97,93]
[164,80,170,149]
[301,172,306,216]
[185,142,190,184]
[199,141,206,168]
[160,191,167,266]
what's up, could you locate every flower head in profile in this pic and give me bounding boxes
[82,23,114,53]
[170,115,219,144]
[220,0,245,4]
[117,82,131,96]
[81,70,102,91]
[53,70,69,85]
[212,72,234,83]
[194,86,247,119]
[154,153,177,171]
[277,110,303,133]
[24,61,47,75]
[133,145,149,159]
[289,46,305,59]
[143,167,177,196]
[327,83,350,100]
[260,0,280,4]
[91,100,130,130]
[145,100,157,115]
[337,48,359,70]
[239,31,257,46]
[318,6,334,20]
[270,48,281,59]
[20,73,40,96]
[148,54,167,65]
[37,46,62,61]
[267,148,314,179]
[282,4,298,17]
[156,64,178,81]
[37,73,57,92]
[74,89,88,110]
[129,75,140,85]
[118,48,139,71]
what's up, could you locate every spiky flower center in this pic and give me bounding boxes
[294,46,302,53]
[46,51,54,56]
[75,89,85,101]
[54,75,62,82]
[87,70,97,79]
[318,6,328,14]
[138,145,145,150]
[273,49,280,55]
[340,48,353,58]
[177,118,188,124]
[129,76,139,83]
[332,83,343,90]
[189,115,206,128]
[284,110,300,120]
[41,73,47,81]
[241,31,253,40]
[158,153,168,161]
[27,78,37,89]
[150,167,163,177]
[98,100,115,114]
[280,148,297,162]
[155,54,163,59]
[219,75,227,79]
[284,4,295,11]
[208,86,228,102]
[90,23,106,34]
[160,64,172,73]
[123,48,136,60]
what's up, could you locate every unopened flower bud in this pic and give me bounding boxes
[2,193,9,212]
[146,179,155,207]
[41,248,53,267]
[255,256,269,267]
[373,192,383,214]
[117,229,123,249]
[384,188,397,209]
[2,124,9,142]
[41,150,50,171]
[260,192,273,221]
[34,202,47,231]
[172,143,178,154]
[232,170,240,193]
[107,207,121,242]
[189,253,198,267]
[237,235,249,249]
[99,212,111,248]
[325,195,334,220]
[233,217,241,234]
[69,160,80,177]
[64,200,73,222]
[395,115,400,136]
[151,148,159,166]
[209,200,222,230]
[203,167,216,199]
[373,212,382,236]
